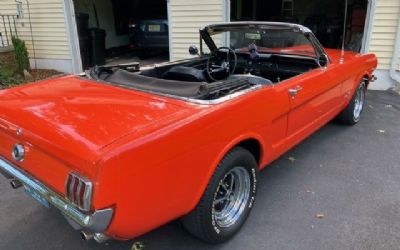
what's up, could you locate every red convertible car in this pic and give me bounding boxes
[0,22,377,244]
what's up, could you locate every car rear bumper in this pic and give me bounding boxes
[0,156,114,233]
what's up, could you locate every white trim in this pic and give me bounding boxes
[63,0,82,74]
[390,7,400,84]
[29,58,74,73]
[223,0,231,46]
[167,0,173,61]
[369,69,397,90]
[223,0,230,22]
[361,0,376,53]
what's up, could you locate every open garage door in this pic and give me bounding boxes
[231,0,368,52]
[73,0,169,69]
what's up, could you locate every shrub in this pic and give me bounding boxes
[0,52,23,88]
[11,37,30,74]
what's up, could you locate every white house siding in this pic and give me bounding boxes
[169,0,226,61]
[369,0,400,70]
[0,0,73,72]
[365,0,400,90]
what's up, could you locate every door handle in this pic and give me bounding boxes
[289,86,303,97]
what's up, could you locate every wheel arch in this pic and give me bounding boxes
[362,73,370,88]
[216,134,265,169]
[187,133,265,215]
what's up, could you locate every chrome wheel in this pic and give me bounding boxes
[353,83,365,121]
[212,166,251,228]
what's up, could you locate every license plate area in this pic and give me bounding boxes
[24,185,50,209]
[148,24,161,32]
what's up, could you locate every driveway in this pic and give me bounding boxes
[1,90,399,250]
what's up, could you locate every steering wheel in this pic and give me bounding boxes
[206,47,237,82]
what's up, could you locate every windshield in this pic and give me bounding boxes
[209,28,317,58]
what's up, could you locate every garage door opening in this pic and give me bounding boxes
[73,0,169,70]
[231,0,368,52]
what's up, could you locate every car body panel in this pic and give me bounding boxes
[98,50,376,239]
[0,76,201,192]
[0,22,378,240]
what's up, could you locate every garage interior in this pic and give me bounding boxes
[231,0,368,52]
[73,0,169,69]
[71,0,369,70]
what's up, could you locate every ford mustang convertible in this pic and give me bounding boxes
[0,22,377,244]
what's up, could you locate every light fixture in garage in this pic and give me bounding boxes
[340,0,349,63]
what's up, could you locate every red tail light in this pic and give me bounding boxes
[66,173,93,212]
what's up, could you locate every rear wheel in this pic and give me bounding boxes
[181,147,258,244]
[337,81,366,125]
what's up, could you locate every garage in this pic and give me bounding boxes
[230,0,369,52]
[73,0,169,69]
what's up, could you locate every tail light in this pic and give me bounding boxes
[66,173,93,212]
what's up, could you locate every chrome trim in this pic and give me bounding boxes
[12,144,25,162]
[16,128,23,136]
[67,172,93,212]
[83,180,93,212]
[68,175,75,203]
[212,166,251,228]
[0,156,113,232]
[201,21,312,34]
[77,180,83,207]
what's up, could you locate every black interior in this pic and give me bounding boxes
[140,52,319,84]
[94,51,318,100]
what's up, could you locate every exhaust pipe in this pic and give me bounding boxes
[80,231,94,241]
[94,233,110,243]
[10,179,23,189]
[80,231,110,243]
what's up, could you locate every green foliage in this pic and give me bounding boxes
[11,36,30,74]
[0,52,23,88]
[0,63,23,87]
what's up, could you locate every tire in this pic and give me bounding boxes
[181,147,258,244]
[337,81,366,125]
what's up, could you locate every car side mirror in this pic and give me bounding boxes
[318,54,329,67]
[189,45,199,56]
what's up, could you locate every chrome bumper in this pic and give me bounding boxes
[0,156,113,233]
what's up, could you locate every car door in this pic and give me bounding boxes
[285,65,342,147]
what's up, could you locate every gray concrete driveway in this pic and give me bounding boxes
[1,90,399,250]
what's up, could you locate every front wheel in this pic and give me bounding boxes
[337,81,366,125]
[181,147,258,244]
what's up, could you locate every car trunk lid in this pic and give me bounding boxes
[0,75,198,193]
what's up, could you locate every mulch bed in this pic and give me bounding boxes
[29,69,64,81]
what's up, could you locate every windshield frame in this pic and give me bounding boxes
[200,22,330,62]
